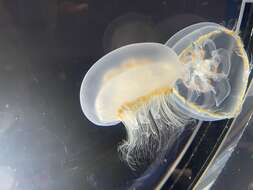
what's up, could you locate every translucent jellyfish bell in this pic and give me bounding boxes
[165,22,220,48]
[80,43,183,126]
[166,22,250,121]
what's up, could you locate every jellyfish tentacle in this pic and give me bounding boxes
[118,95,193,169]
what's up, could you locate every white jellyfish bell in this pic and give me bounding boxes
[166,22,249,121]
[80,22,250,168]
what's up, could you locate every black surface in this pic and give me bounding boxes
[0,0,242,189]
[162,119,232,190]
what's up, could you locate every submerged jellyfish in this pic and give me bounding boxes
[80,22,250,168]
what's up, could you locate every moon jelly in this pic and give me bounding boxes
[167,22,250,121]
[80,22,250,168]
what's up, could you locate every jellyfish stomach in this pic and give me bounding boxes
[178,40,232,108]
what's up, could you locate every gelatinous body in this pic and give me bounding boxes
[80,43,184,126]
[80,22,250,168]
[167,23,249,121]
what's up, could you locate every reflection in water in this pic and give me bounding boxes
[103,13,159,53]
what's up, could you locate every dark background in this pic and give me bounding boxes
[0,0,252,189]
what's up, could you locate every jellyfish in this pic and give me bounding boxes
[80,22,250,168]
